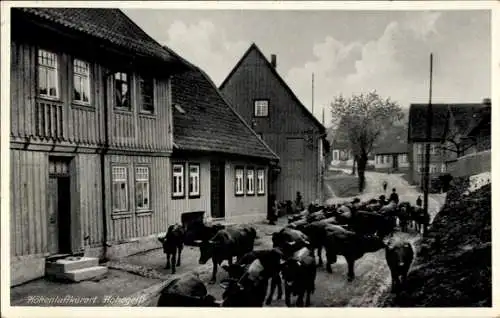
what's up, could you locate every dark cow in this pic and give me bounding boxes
[397,202,412,232]
[348,210,395,238]
[197,225,257,283]
[411,207,430,234]
[296,221,333,266]
[158,224,185,274]
[281,246,316,307]
[219,257,271,307]
[190,223,226,245]
[157,273,219,307]
[323,225,386,281]
[222,248,284,305]
[385,239,414,293]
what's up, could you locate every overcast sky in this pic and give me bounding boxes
[123,9,491,127]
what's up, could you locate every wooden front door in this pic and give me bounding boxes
[392,155,399,170]
[210,161,225,219]
[48,159,72,255]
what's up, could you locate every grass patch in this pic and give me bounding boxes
[325,175,360,198]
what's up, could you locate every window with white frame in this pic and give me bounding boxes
[135,166,150,210]
[417,164,423,173]
[188,164,200,198]
[172,163,184,198]
[257,169,265,195]
[112,166,128,212]
[441,163,446,173]
[73,59,91,104]
[416,144,423,154]
[140,76,155,113]
[114,72,131,110]
[254,100,269,117]
[37,49,59,98]
[430,164,438,173]
[247,168,255,195]
[235,167,244,196]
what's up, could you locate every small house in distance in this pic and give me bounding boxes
[407,100,486,186]
[219,43,328,205]
[170,67,279,226]
[374,142,409,173]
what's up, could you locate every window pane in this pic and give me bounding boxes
[38,67,47,96]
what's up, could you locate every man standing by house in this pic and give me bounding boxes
[268,194,278,225]
[383,180,388,192]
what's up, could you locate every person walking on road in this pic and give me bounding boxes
[389,188,399,204]
[416,195,422,208]
[383,180,388,192]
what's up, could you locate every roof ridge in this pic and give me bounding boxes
[195,67,280,161]
[220,43,326,133]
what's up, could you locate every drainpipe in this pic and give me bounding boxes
[100,69,113,262]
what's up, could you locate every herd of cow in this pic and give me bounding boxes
[156,196,430,307]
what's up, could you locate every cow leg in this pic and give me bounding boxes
[305,289,311,307]
[317,246,323,266]
[326,251,336,273]
[390,271,398,292]
[284,285,292,307]
[165,253,171,269]
[296,291,304,307]
[209,258,218,283]
[176,245,182,266]
[346,258,355,282]
[171,251,177,274]
[275,274,283,300]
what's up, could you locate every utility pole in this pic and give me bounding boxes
[312,73,315,115]
[423,53,434,236]
[322,108,325,126]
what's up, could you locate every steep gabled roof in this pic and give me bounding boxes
[172,67,279,161]
[408,103,483,142]
[14,8,190,69]
[374,141,408,155]
[219,43,326,134]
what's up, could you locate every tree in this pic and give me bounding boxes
[330,91,404,192]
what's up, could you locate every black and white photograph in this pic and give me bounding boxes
[0,0,497,315]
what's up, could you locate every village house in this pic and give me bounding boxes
[374,144,409,173]
[169,67,279,226]
[219,43,329,204]
[9,8,279,286]
[444,99,491,177]
[407,100,486,186]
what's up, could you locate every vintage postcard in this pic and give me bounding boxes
[0,1,497,317]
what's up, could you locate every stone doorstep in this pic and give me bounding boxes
[46,257,99,273]
[47,266,108,282]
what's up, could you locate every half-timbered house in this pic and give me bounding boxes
[9,8,192,285]
[219,43,328,205]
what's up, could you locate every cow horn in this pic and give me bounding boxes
[208,240,215,244]
[193,240,203,244]
[287,241,296,246]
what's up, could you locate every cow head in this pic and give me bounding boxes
[362,234,386,253]
[280,259,302,289]
[197,239,216,265]
[222,264,246,280]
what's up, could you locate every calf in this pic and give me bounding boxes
[397,202,412,232]
[385,239,414,293]
[222,248,284,305]
[281,246,316,307]
[323,225,386,281]
[157,273,219,307]
[197,225,257,283]
[220,257,270,307]
[158,224,185,274]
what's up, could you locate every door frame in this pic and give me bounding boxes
[47,156,79,255]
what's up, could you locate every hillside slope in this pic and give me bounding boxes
[383,178,491,307]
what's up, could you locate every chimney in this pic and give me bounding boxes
[270,54,277,68]
[482,98,491,106]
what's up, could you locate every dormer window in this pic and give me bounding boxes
[254,99,269,117]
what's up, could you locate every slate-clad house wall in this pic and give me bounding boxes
[170,68,279,224]
[9,8,192,286]
[219,43,328,204]
[407,101,485,186]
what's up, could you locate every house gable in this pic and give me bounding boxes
[220,43,325,135]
